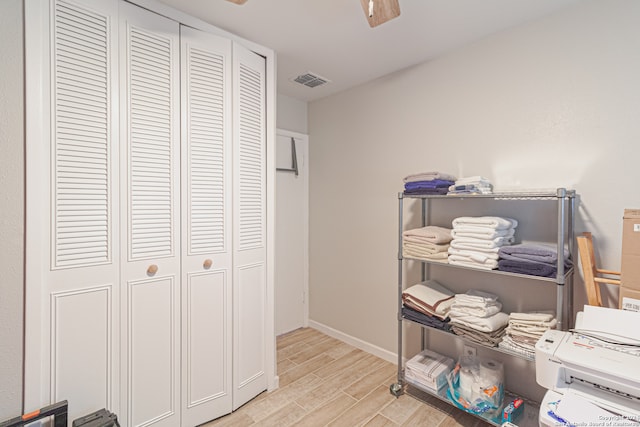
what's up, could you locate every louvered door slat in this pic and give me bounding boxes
[236,63,265,250]
[185,46,227,254]
[127,24,175,260]
[53,0,111,268]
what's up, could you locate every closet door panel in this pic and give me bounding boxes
[232,42,268,410]
[128,277,177,426]
[180,26,233,425]
[51,285,114,417]
[32,0,120,420]
[119,3,180,426]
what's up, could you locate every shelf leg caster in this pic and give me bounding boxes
[389,382,403,397]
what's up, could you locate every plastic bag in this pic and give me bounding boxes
[445,354,504,418]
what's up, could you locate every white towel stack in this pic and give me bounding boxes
[498,311,557,358]
[403,225,453,262]
[448,216,518,270]
[449,290,509,347]
[447,176,493,195]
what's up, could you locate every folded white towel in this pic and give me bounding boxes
[448,255,498,270]
[449,311,510,333]
[450,237,514,250]
[447,247,500,262]
[455,290,500,305]
[451,227,515,240]
[509,311,555,322]
[403,226,453,244]
[452,216,518,230]
[449,303,502,318]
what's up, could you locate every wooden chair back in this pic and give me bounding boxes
[576,232,621,306]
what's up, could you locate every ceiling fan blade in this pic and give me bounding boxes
[359,0,400,28]
[226,0,248,4]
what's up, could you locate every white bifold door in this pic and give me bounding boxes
[25,0,270,426]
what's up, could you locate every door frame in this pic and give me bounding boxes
[275,129,309,334]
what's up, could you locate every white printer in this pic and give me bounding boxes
[535,306,640,427]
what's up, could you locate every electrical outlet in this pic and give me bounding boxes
[463,345,476,357]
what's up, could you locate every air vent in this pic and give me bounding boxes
[292,72,330,88]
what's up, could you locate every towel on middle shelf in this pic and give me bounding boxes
[449,289,502,318]
[448,216,517,270]
[403,226,453,245]
[403,225,453,261]
[497,243,571,278]
[402,279,455,320]
[449,291,509,332]
[450,323,506,346]
[452,216,518,230]
[498,243,570,265]
[498,311,557,356]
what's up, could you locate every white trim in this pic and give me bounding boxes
[265,45,277,393]
[275,129,310,330]
[307,320,397,365]
[24,0,49,411]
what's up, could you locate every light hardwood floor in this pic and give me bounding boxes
[202,327,492,427]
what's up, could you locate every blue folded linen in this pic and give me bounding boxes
[497,258,568,278]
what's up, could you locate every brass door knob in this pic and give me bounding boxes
[147,264,158,276]
[203,259,213,269]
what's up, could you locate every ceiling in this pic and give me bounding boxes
[155,0,582,102]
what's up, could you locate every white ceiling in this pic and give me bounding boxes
[155,0,582,102]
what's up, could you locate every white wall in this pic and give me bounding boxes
[308,0,640,401]
[277,93,308,134]
[0,0,24,419]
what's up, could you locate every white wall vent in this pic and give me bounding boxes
[291,72,330,88]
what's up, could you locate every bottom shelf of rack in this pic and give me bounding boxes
[400,378,541,427]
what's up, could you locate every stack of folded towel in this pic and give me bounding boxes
[447,176,493,195]
[498,311,558,358]
[402,279,455,331]
[403,171,457,195]
[402,225,453,262]
[448,216,518,270]
[448,290,509,346]
[497,243,571,278]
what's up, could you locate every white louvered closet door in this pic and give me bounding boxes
[180,26,233,426]
[232,42,268,410]
[119,3,181,427]
[36,0,120,421]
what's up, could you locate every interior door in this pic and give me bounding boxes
[32,0,121,420]
[180,25,233,426]
[119,3,181,426]
[232,42,268,410]
[275,131,309,335]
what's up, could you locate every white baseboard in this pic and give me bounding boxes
[307,320,397,365]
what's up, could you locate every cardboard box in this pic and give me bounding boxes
[621,209,640,291]
[619,286,640,312]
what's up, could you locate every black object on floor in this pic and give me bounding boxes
[72,408,119,427]
[0,400,68,427]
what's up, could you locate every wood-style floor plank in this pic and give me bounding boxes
[202,327,493,427]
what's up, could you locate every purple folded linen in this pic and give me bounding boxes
[404,187,450,195]
[404,179,454,191]
[498,243,571,267]
[497,258,564,278]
